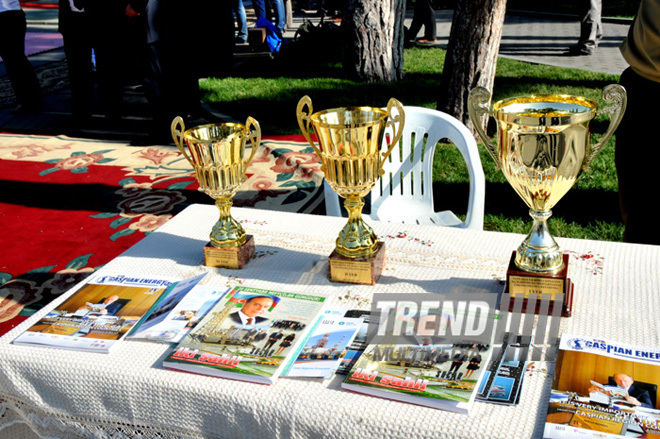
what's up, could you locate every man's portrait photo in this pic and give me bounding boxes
[229,295,277,326]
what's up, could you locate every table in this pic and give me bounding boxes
[1,204,659,439]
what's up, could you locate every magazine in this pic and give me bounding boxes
[544,334,660,438]
[13,273,174,353]
[342,342,492,414]
[476,333,530,405]
[285,308,361,379]
[128,273,228,344]
[163,286,326,385]
[335,309,374,375]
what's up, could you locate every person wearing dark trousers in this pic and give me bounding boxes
[253,0,285,34]
[615,0,660,245]
[128,0,234,144]
[233,0,248,44]
[564,0,602,56]
[84,0,127,119]
[0,0,43,113]
[58,0,94,119]
[406,0,436,44]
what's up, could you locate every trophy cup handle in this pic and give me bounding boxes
[171,116,195,167]
[380,98,406,170]
[585,84,627,170]
[296,96,324,165]
[244,116,261,169]
[468,87,500,169]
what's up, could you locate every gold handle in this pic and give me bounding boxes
[380,98,406,171]
[244,116,261,169]
[296,96,324,165]
[468,87,500,169]
[171,116,194,166]
[586,84,627,170]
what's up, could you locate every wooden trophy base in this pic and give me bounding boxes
[203,235,255,269]
[328,242,386,285]
[505,252,574,317]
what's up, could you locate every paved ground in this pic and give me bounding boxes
[0,5,633,142]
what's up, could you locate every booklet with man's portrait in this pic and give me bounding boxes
[163,285,326,385]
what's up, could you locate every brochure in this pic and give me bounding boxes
[13,273,174,353]
[163,286,326,384]
[342,342,492,414]
[128,273,227,344]
[335,309,374,375]
[476,332,530,405]
[544,334,660,438]
[286,309,361,379]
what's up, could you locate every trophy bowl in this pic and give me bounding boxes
[468,85,626,273]
[296,96,405,259]
[171,116,260,249]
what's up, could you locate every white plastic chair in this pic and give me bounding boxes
[324,106,485,230]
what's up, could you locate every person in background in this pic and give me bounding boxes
[84,0,127,119]
[564,0,602,56]
[127,0,234,144]
[615,0,660,245]
[0,0,43,113]
[59,0,136,121]
[234,0,248,44]
[58,0,93,120]
[406,0,436,44]
[253,0,286,35]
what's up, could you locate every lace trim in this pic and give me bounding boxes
[0,395,204,439]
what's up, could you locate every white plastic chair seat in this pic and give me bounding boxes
[371,197,463,226]
[323,106,485,230]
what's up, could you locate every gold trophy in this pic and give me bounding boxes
[296,96,405,285]
[468,85,626,316]
[171,116,261,269]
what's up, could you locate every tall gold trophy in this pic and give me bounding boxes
[468,85,626,316]
[171,116,261,269]
[296,96,405,285]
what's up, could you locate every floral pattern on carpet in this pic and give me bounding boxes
[0,133,323,335]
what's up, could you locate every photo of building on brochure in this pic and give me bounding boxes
[164,286,326,384]
[544,334,660,438]
[342,342,492,413]
[286,312,361,379]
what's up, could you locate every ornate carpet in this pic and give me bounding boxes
[0,133,323,336]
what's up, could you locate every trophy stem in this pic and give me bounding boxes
[210,198,247,249]
[515,209,564,273]
[335,195,380,259]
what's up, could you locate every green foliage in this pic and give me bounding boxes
[200,46,624,242]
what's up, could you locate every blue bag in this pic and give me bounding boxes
[255,16,283,53]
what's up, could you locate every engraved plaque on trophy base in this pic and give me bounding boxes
[328,243,386,285]
[505,252,573,317]
[203,235,255,269]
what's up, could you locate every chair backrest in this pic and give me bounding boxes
[324,106,485,230]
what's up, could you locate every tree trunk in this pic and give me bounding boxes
[439,0,507,127]
[342,0,406,82]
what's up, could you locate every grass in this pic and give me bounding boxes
[199,45,624,242]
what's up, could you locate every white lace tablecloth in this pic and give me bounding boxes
[1,204,659,439]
